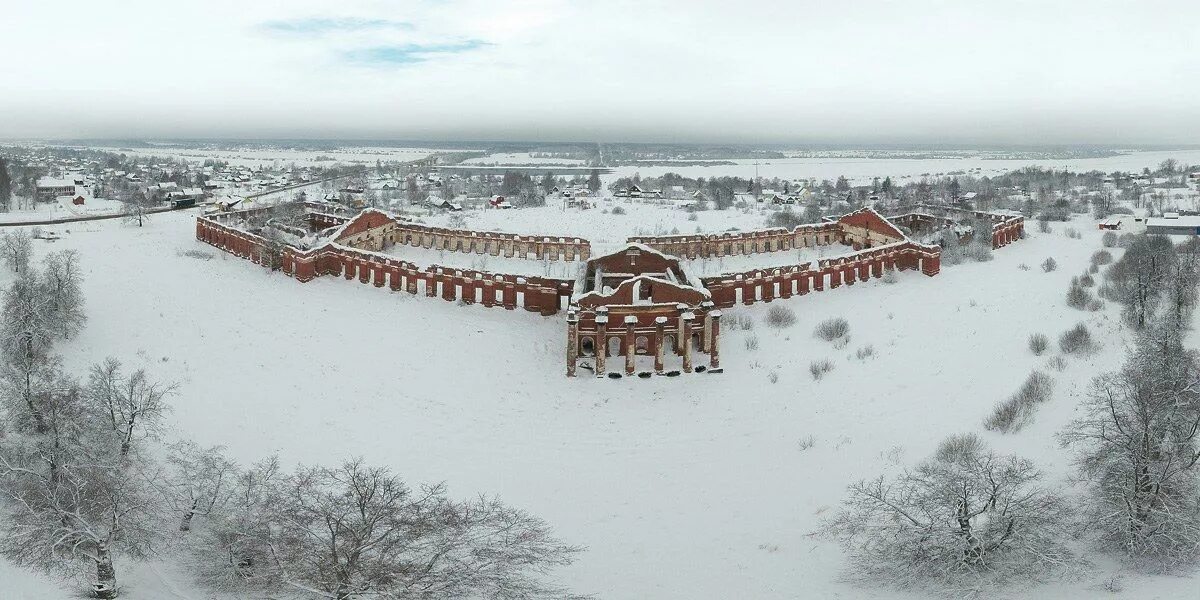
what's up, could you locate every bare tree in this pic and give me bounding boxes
[155,441,238,533]
[824,434,1077,592]
[1,271,55,367]
[0,444,160,598]
[196,458,585,600]
[41,249,86,339]
[84,358,176,457]
[1059,323,1200,569]
[120,189,151,227]
[1107,235,1176,328]
[0,229,33,273]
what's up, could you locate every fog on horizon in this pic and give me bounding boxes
[3,0,1199,145]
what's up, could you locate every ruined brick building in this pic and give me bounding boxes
[195,202,1022,378]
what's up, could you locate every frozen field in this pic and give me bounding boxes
[604,149,1200,186]
[1,210,1198,599]
[76,145,462,168]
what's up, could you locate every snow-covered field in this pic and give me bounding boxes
[605,149,1200,186]
[78,145,460,168]
[2,209,1198,599]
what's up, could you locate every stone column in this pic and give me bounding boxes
[594,313,608,376]
[566,311,579,377]
[700,301,715,352]
[654,316,667,374]
[676,303,688,349]
[709,310,722,369]
[624,316,637,375]
[681,312,694,373]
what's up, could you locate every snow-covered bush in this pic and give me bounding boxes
[1067,279,1093,310]
[882,269,899,284]
[1079,272,1095,287]
[824,434,1077,591]
[984,371,1053,433]
[1102,231,1118,248]
[1037,218,1052,233]
[1087,299,1104,312]
[610,206,626,215]
[1018,263,1030,271]
[178,249,215,261]
[814,317,850,342]
[744,335,759,351]
[1091,250,1113,266]
[1029,333,1049,355]
[854,345,875,360]
[765,305,796,329]
[1059,323,1095,354]
[1041,257,1058,272]
[767,371,778,384]
[809,359,834,380]
[1065,227,1081,239]
[964,242,993,262]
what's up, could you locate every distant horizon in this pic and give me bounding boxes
[5,138,1200,152]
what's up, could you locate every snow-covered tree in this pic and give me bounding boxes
[1,271,56,363]
[84,358,176,457]
[41,249,86,339]
[1107,234,1176,328]
[157,441,238,533]
[120,189,151,227]
[1059,323,1200,568]
[195,458,584,600]
[824,434,1077,592]
[0,375,161,599]
[0,229,32,273]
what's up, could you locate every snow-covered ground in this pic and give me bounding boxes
[604,149,1200,187]
[422,201,769,252]
[76,145,459,168]
[2,210,1198,599]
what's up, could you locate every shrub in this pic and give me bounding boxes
[1079,273,1095,287]
[1117,233,1135,248]
[1059,323,1095,354]
[610,206,626,215]
[732,313,754,330]
[178,249,215,261]
[1065,227,1081,239]
[1090,250,1113,266]
[1037,218,1052,233]
[1088,263,1099,274]
[765,305,796,328]
[1018,263,1030,271]
[768,371,778,384]
[1041,257,1058,272]
[1067,280,1093,310]
[984,371,1054,433]
[814,317,850,342]
[964,243,993,262]
[687,212,698,222]
[744,335,759,351]
[1102,231,1118,247]
[1047,356,1067,371]
[855,345,875,360]
[1028,333,1049,355]
[1087,299,1104,312]
[809,359,834,381]
[882,269,899,284]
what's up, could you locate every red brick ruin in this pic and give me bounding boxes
[195,202,1023,377]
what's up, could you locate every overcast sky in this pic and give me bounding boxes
[2,0,1198,144]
